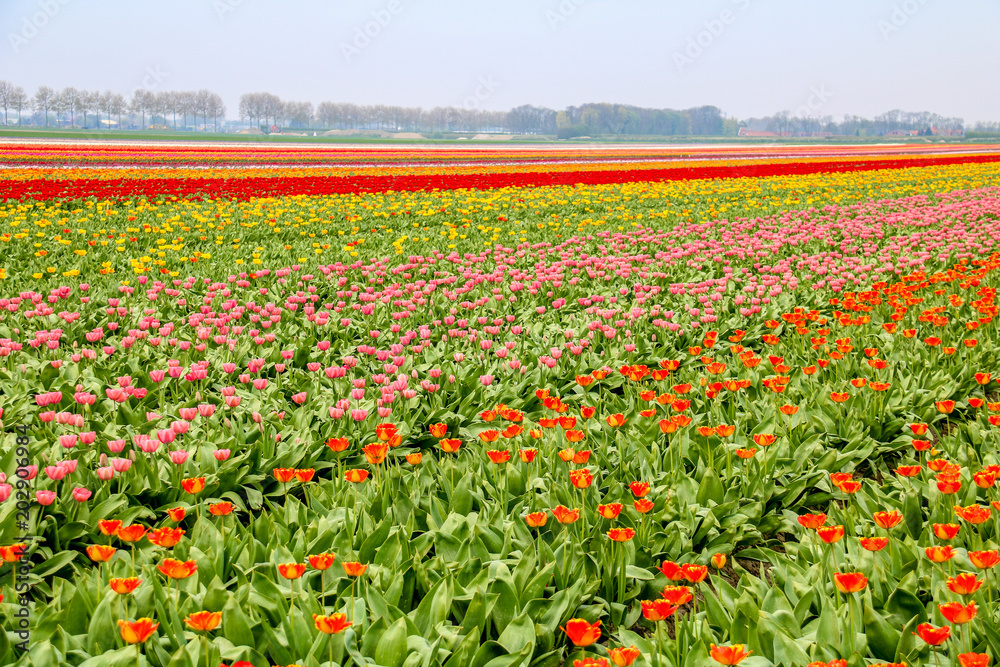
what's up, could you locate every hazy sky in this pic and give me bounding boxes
[3,0,998,122]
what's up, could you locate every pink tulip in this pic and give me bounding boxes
[198,403,216,418]
[157,429,176,444]
[178,407,198,421]
[213,449,231,461]
[171,420,190,435]
[79,431,96,445]
[96,467,114,481]
[36,490,57,505]
[291,392,307,405]
[111,458,132,473]
[0,484,12,502]
[44,466,66,481]
[225,396,242,408]
[107,439,126,453]
[169,450,189,465]
[72,487,92,502]
[149,370,166,383]
[351,409,368,422]
[58,434,78,449]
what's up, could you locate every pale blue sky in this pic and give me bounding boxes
[2,0,997,122]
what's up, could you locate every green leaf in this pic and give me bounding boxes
[374,617,409,667]
[864,601,901,661]
[30,550,78,579]
[497,612,535,654]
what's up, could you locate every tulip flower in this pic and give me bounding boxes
[958,653,991,667]
[561,618,601,647]
[940,601,978,624]
[118,618,159,644]
[915,622,950,645]
[833,572,867,593]
[710,644,751,665]
[184,610,222,631]
[314,613,352,634]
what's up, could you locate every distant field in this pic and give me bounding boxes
[0,126,982,145]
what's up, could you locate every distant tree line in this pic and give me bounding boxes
[1,80,993,138]
[0,81,225,131]
[743,109,968,137]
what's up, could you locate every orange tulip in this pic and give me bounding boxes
[606,413,626,428]
[345,469,369,483]
[116,525,147,543]
[598,503,623,519]
[970,550,1000,569]
[309,553,336,570]
[362,442,388,465]
[682,564,709,583]
[314,613,352,634]
[633,499,654,514]
[859,537,889,551]
[607,528,635,542]
[209,502,234,516]
[752,434,776,447]
[629,481,650,498]
[569,468,593,489]
[641,599,678,621]
[147,527,186,548]
[816,525,845,544]
[487,450,511,464]
[342,562,367,577]
[273,467,296,483]
[948,573,984,596]
[428,423,448,438]
[936,400,956,414]
[661,585,693,605]
[896,465,922,477]
[797,513,827,529]
[327,437,349,452]
[118,618,159,644]
[293,469,315,483]
[830,392,850,403]
[562,618,601,647]
[181,477,206,494]
[833,572,867,593]
[167,507,187,522]
[440,438,462,453]
[926,546,956,563]
[158,558,197,579]
[933,523,961,540]
[710,644,752,665]
[525,512,548,528]
[278,563,306,579]
[915,623,951,646]
[406,452,422,464]
[958,653,991,667]
[956,504,991,524]
[86,545,117,562]
[109,577,142,595]
[184,610,222,632]
[98,519,122,536]
[873,510,903,529]
[375,423,398,441]
[711,553,727,569]
[939,601,978,624]
[553,505,580,524]
[609,646,641,667]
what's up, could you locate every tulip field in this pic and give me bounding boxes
[8,140,1000,667]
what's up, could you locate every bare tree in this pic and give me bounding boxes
[58,87,79,126]
[33,86,55,126]
[130,89,153,129]
[0,80,16,125]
